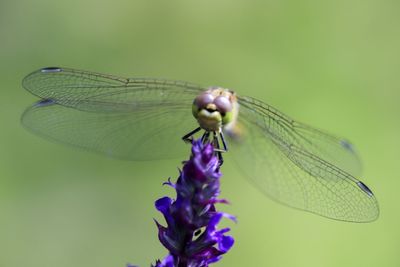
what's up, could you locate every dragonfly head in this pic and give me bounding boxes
[192,87,238,132]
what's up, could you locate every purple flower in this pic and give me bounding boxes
[153,139,235,267]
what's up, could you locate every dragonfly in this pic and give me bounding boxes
[21,67,379,223]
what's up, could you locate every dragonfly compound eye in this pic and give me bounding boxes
[214,96,232,114]
[194,93,214,109]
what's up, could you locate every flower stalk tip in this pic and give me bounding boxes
[153,139,235,267]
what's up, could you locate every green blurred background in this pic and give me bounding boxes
[1,0,399,266]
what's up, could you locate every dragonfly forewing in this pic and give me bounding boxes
[22,67,204,160]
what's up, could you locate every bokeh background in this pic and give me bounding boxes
[1,0,399,266]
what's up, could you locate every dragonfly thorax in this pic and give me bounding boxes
[192,87,238,132]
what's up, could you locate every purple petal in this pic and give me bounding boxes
[218,235,234,253]
[155,197,172,215]
[207,213,223,231]
[155,220,181,255]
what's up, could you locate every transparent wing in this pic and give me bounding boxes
[22,99,199,160]
[290,122,362,177]
[238,96,362,177]
[21,67,203,160]
[22,67,204,112]
[225,96,379,222]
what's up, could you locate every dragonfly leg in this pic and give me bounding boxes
[219,130,228,152]
[201,131,211,143]
[183,128,225,166]
[182,127,201,143]
[211,130,227,153]
[213,131,224,166]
